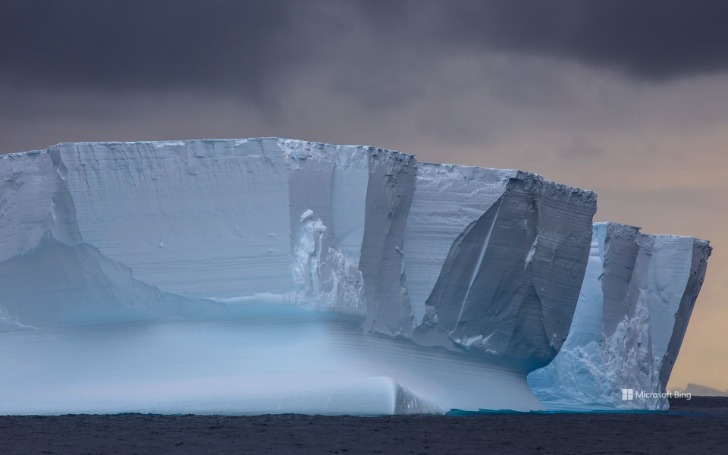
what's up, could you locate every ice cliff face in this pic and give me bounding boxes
[527,222,712,410]
[0,140,416,323]
[407,166,596,372]
[0,138,708,414]
[0,139,596,356]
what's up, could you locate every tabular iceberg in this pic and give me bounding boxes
[0,138,707,415]
[527,222,712,410]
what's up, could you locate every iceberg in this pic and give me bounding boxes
[0,138,706,414]
[527,222,712,410]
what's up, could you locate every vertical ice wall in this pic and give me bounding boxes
[284,140,366,315]
[650,235,711,389]
[282,139,417,329]
[1,139,419,331]
[410,171,597,372]
[359,150,417,337]
[528,222,712,410]
[58,139,293,299]
[403,164,517,327]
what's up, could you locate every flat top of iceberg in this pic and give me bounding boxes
[2,137,598,199]
[594,221,711,246]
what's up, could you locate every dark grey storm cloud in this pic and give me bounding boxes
[0,0,298,101]
[2,0,728,99]
[423,0,728,80]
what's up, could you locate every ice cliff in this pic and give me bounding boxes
[0,139,595,350]
[0,138,708,414]
[527,222,712,410]
[407,165,595,372]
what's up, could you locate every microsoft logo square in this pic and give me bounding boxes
[621,388,634,400]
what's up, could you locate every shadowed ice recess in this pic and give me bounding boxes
[0,139,710,414]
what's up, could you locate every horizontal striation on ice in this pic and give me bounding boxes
[527,222,712,410]
[413,171,597,372]
[56,139,294,299]
[403,164,517,328]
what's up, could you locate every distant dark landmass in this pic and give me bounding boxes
[668,396,728,414]
[683,383,728,397]
[1,398,727,454]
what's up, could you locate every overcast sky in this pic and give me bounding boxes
[1,0,726,390]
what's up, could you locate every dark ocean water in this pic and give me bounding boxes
[1,397,727,454]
